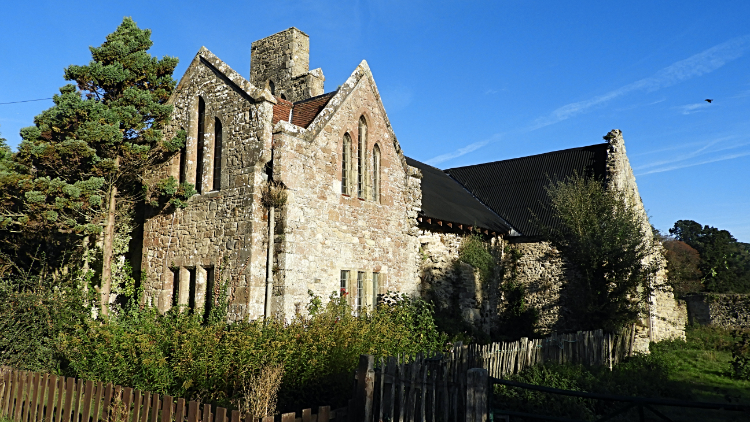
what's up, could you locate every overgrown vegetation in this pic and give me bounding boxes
[494,326,750,421]
[496,245,538,340]
[0,283,446,413]
[544,173,658,332]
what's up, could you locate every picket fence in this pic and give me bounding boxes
[465,326,635,378]
[350,327,636,422]
[0,368,344,422]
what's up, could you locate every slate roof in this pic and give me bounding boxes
[406,157,511,233]
[272,92,337,128]
[445,143,609,237]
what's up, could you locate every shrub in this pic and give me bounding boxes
[58,291,447,413]
[0,275,90,372]
[730,329,750,380]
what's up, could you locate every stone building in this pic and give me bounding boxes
[140,28,685,344]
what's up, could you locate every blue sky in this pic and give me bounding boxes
[2,1,749,241]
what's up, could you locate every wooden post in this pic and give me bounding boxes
[465,369,488,422]
[353,355,375,422]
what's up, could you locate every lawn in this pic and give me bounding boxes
[493,325,750,421]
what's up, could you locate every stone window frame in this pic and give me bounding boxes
[341,132,353,196]
[196,97,206,194]
[211,116,224,192]
[172,264,215,317]
[372,143,381,204]
[356,271,365,313]
[357,116,368,199]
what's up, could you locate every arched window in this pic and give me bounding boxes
[195,97,206,193]
[178,127,187,184]
[372,144,381,203]
[269,80,276,95]
[357,116,367,199]
[341,133,352,195]
[212,118,222,191]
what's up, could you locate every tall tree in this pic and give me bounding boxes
[670,220,750,293]
[544,174,658,332]
[12,17,188,313]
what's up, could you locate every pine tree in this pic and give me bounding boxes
[10,17,189,313]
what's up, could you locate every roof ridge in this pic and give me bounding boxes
[446,142,609,171]
[293,90,337,105]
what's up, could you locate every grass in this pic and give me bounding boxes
[493,325,750,421]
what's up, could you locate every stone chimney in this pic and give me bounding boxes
[250,27,325,102]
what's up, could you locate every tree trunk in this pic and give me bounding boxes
[100,159,119,316]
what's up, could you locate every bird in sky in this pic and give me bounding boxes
[705,99,713,103]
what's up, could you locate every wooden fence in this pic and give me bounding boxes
[351,327,635,422]
[0,368,344,422]
[466,327,635,379]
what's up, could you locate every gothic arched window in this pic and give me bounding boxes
[342,133,352,195]
[196,97,206,193]
[372,144,381,203]
[213,117,222,191]
[357,116,367,199]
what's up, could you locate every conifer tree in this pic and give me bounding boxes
[9,17,190,313]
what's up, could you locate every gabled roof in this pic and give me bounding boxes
[172,47,276,106]
[445,143,610,237]
[406,157,511,233]
[272,92,337,128]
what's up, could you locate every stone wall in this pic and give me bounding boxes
[266,61,422,318]
[417,230,501,335]
[685,293,750,328]
[250,28,324,102]
[141,48,275,321]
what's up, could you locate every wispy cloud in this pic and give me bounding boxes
[638,150,750,175]
[426,34,750,167]
[426,137,497,166]
[530,34,750,130]
[677,102,710,115]
[636,136,750,175]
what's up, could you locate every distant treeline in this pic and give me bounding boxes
[661,220,750,295]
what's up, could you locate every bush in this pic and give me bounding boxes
[58,291,447,412]
[730,330,750,380]
[0,276,90,372]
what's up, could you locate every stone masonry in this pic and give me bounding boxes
[140,28,686,345]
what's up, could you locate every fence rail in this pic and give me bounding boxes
[0,367,341,422]
[465,327,635,379]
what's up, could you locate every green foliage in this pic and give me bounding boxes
[544,174,657,332]
[496,246,538,340]
[670,220,750,293]
[57,291,446,411]
[0,276,91,372]
[146,176,196,209]
[494,354,688,421]
[458,233,495,282]
[730,330,750,380]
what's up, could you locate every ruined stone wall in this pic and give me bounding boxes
[685,293,750,328]
[141,50,275,321]
[267,70,421,318]
[250,28,324,102]
[417,230,502,335]
[604,129,685,345]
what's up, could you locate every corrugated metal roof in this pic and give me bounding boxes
[406,157,510,233]
[445,143,609,237]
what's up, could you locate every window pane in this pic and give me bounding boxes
[357,271,365,311]
[340,270,349,296]
[372,272,379,308]
[213,118,222,191]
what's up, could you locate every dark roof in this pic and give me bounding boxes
[406,157,511,233]
[445,143,609,237]
[271,92,337,128]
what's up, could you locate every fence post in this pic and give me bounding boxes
[465,368,488,422]
[353,355,375,422]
